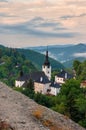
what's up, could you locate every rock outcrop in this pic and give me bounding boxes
[0,82,85,130]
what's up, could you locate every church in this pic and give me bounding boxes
[15,49,72,96]
[15,49,53,94]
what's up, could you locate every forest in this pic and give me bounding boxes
[0,46,36,86]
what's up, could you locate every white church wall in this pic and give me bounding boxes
[43,83,51,94]
[50,87,60,96]
[42,65,51,80]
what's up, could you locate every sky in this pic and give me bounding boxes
[0,0,86,48]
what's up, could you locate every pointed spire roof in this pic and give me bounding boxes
[20,70,24,77]
[43,47,50,67]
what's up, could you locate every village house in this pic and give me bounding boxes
[55,70,73,85]
[49,82,61,96]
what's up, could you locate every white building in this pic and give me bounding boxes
[49,82,61,96]
[15,71,28,87]
[34,76,51,94]
[55,70,73,84]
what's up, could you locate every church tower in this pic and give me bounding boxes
[42,49,51,80]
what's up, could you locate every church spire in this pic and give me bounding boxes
[42,47,51,80]
[43,47,50,67]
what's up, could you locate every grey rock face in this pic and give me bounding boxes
[0,82,85,130]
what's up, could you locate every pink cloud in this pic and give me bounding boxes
[0,0,86,47]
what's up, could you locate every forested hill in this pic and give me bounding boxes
[0,45,64,86]
[0,45,37,86]
[18,48,64,70]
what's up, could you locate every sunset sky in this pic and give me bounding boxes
[0,0,86,48]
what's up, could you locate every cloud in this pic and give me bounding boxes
[27,17,68,31]
[0,23,75,38]
[66,0,86,7]
[37,22,58,27]
[28,17,61,28]
[0,17,77,38]
[0,0,7,1]
[0,13,16,17]
[73,53,86,58]
[60,13,86,20]
[0,0,85,47]
[0,13,7,17]
[54,27,68,31]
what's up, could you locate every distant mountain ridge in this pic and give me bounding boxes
[27,43,86,68]
[18,49,64,70]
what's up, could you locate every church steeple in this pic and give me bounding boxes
[20,70,24,77]
[42,47,51,80]
[43,49,50,67]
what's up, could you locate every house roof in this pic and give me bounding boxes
[30,71,50,84]
[56,70,73,79]
[17,74,29,81]
[50,82,61,88]
[35,76,50,84]
[17,71,50,84]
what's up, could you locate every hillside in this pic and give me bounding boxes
[0,82,85,130]
[0,46,37,86]
[18,49,64,70]
[29,43,86,68]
